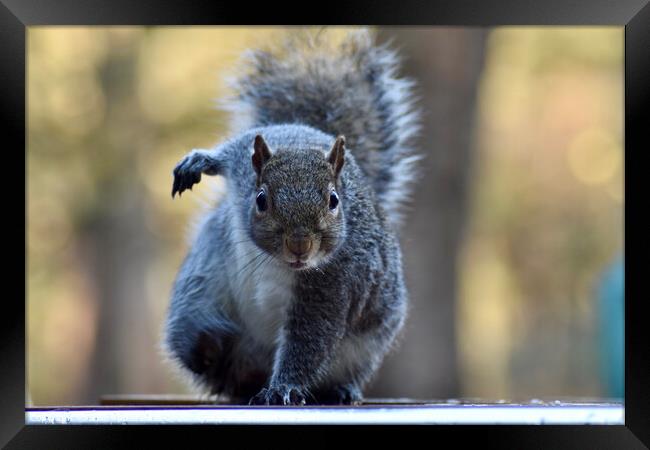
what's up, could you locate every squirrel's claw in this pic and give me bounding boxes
[249,385,307,406]
[171,171,180,198]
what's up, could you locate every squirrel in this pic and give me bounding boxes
[163,29,421,406]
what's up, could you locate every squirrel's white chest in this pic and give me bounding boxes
[230,243,295,348]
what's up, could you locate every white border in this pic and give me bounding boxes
[26,405,624,425]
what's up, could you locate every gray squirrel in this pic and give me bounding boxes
[163,29,421,405]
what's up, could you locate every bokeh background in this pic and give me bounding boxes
[26,26,623,405]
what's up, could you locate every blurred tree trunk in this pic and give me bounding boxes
[368,28,488,399]
[79,32,164,404]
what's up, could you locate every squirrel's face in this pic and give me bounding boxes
[249,134,346,271]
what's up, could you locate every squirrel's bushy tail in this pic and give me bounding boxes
[224,28,421,227]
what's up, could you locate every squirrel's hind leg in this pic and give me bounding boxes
[164,306,240,392]
[166,316,270,402]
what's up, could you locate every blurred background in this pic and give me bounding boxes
[26,26,623,405]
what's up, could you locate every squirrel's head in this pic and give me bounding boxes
[248,134,346,271]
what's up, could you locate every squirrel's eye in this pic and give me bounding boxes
[329,191,339,210]
[256,189,268,212]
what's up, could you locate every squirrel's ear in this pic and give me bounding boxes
[327,135,346,178]
[252,134,272,176]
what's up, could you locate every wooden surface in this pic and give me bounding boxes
[98,394,451,406]
[96,394,622,406]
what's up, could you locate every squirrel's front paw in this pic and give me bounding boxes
[315,385,362,405]
[172,149,222,198]
[249,384,307,406]
[172,152,203,198]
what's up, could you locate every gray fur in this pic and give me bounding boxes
[164,29,418,405]
[224,29,421,227]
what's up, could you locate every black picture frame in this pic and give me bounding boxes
[4,0,649,447]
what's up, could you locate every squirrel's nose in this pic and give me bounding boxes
[286,235,313,259]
